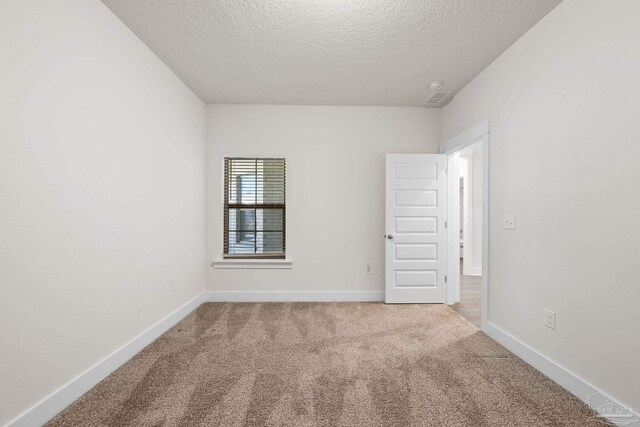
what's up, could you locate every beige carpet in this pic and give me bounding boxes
[48,303,609,426]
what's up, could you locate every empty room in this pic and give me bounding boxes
[1,0,639,426]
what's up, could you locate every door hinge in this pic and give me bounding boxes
[445,275,447,283]
[445,221,447,229]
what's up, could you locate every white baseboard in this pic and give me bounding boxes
[484,322,638,425]
[7,294,205,427]
[204,290,385,302]
[466,267,482,276]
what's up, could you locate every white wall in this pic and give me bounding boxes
[441,0,640,411]
[206,105,440,294]
[0,1,206,424]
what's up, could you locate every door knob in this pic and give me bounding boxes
[386,234,393,240]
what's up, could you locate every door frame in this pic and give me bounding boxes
[440,121,490,331]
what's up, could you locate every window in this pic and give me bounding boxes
[223,157,286,258]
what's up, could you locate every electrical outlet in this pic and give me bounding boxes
[170,278,176,293]
[544,309,556,330]
[365,262,372,276]
[504,215,516,230]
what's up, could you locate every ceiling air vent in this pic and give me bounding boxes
[424,91,451,107]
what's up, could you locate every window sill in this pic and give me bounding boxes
[211,258,293,269]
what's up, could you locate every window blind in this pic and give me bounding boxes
[223,157,286,258]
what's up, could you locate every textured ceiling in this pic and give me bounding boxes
[101,0,561,107]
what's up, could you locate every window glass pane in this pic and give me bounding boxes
[256,208,283,231]
[229,174,256,204]
[257,159,285,205]
[228,208,256,243]
[227,231,256,254]
[256,232,284,254]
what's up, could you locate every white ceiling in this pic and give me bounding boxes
[101,0,561,107]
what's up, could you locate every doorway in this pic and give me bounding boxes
[447,142,483,326]
[441,122,489,330]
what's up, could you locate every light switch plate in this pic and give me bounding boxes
[504,215,516,230]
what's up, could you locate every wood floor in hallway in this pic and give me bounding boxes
[451,259,482,327]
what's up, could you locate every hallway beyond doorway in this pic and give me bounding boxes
[451,260,481,327]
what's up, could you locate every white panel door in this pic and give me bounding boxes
[385,154,447,303]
